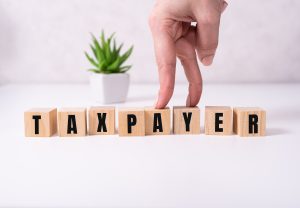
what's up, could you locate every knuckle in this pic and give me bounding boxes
[198,12,220,25]
[160,83,175,95]
[160,84,174,95]
[190,83,203,93]
[148,11,159,28]
[178,54,195,63]
[158,63,176,72]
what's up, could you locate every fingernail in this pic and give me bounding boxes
[186,95,191,107]
[201,55,215,66]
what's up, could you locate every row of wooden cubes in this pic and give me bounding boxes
[24,106,266,137]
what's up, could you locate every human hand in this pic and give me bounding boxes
[149,0,228,109]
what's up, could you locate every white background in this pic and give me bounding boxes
[1,1,300,207]
[0,83,300,208]
[1,0,300,84]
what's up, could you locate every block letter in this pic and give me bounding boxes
[24,108,57,137]
[153,113,163,132]
[249,114,259,134]
[183,112,192,132]
[32,115,42,134]
[97,113,107,132]
[215,113,224,132]
[118,108,145,136]
[58,108,86,137]
[233,107,266,137]
[88,107,115,135]
[67,115,77,134]
[173,107,200,134]
[205,106,232,135]
[127,114,137,133]
[145,107,170,135]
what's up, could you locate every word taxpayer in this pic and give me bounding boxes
[24,106,266,137]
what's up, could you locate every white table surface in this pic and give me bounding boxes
[0,83,299,208]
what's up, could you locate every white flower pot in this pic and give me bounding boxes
[89,73,130,104]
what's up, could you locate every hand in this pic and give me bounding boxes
[149,0,228,109]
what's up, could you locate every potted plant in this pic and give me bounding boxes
[85,31,133,104]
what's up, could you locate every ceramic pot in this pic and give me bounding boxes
[89,73,130,104]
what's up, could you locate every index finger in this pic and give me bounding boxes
[149,13,177,109]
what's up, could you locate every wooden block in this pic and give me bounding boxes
[118,108,145,136]
[88,106,115,135]
[145,107,170,135]
[205,106,233,135]
[58,108,87,137]
[173,106,200,134]
[233,107,266,137]
[24,108,57,137]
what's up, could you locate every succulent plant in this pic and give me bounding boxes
[85,31,133,74]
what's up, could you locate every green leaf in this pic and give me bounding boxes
[104,41,111,64]
[120,65,132,70]
[88,69,101,73]
[107,57,121,71]
[86,31,134,73]
[119,65,132,73]
[111,38,118,61]
[113,39,117,52]
[85,52,99,68]
[119,46,134,66]
[116,43,123,55]
[90,44,97,59]
[92,35,104,64]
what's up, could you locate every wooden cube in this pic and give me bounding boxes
[173,106,200,134]
[58,108,87,137]
[24,108,57,137]
[205,106,233,135]
[145,107,170,135]
[233,107,266,137]
[88,106,115,135]
[118,108,145,136]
